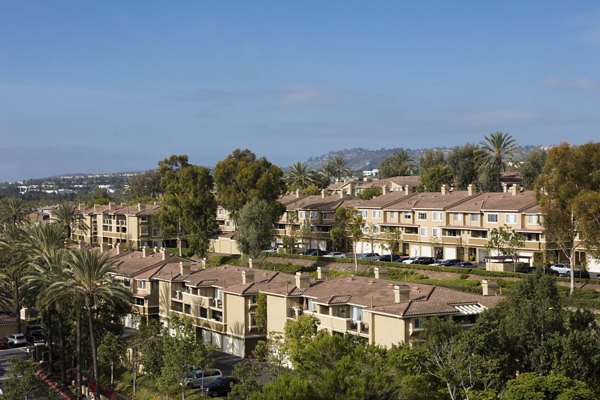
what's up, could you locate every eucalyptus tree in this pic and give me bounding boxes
[476,132,519,192]
[50,249,131,398]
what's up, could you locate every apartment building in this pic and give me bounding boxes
[74,202,165,249]
[263,269,502,347]
[325,175,421,197]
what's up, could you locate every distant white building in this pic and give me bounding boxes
[362,168,379,177]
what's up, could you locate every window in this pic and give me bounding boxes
[432,212,442,221]
[389,211,397,219]
[360,210,368,218]
[432,228,440,238]
[453,213,462,222]
[350,306,363,322]
[152,228,161,237]
[413,318,422,329]
[307,299,316,312]
[505,214,517,224]
[310,211,319,219]
[417,212,427,220]
[249,295,258,305]
[250,313,258,328]
[140,216,148,223]
[151,281,159,289]
[404,212,412,219]
[420,227,428,237]
[323,212,334,220]
[299,211,306,219]
[471,214,479,222]
[137,280,146,290]
[123,278,131,288]
[200,307,208,318]
[140,226,148,235]
[184,304,191,314]
[373,210,381,219]
[134,297,144,306]
[487,214,498,223]
[372,225,380,234]
[528,215,540,225]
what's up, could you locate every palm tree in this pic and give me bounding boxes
[50,249,131,398]
[325,156,352,181]
[0,197,30,230]
[285,162,315,190]
[477,132,519,192]
[378,150,416,178]
[0,225,29,332]
[53,202,88,242]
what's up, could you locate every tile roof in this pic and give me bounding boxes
[358,191,417,209]
[78,203,161,217]
[447,191,536,212]
[287,195,361,212]
[384,191,479,211]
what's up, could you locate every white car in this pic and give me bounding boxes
[183,368,223,388]
[402,257,418,264]
[550,264,571,275]
[324,252,346,258]
[6,333,27,347]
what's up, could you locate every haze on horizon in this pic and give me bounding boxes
[1,1,599,182]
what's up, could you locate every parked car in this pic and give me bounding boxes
[324,252,346,258]
[435,259,461,267]
[184,368,223,389]
[516,265,536,274]
[560,269,590,279]
[201,376,239,397]
[455,261,475,267]
[300,248,326,256]
[378,254,402,262]
[393,256,411,263]
[26,330,45,345]
[360,253,380,261]
[6,333,27,347]
[402,257,418,264]
[0,337,9,350]
[413,257,435,265]
[550,263,571,275]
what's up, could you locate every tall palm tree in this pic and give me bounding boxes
[0,197,30,230]
[50,249,131,398]
[325,156,352,181]
[378,150,416,178]
[477,132,519,192]
[0,225,29,332]
[53,202,88,242]
[285,162,315,190]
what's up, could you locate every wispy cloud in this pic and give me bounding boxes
[276,85,337,107]
[461,110,550,126]
[564,13,600,44]
[543,76,600,93]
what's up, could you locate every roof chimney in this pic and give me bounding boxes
[108,202,114,210]
[374,267,387,280]
[382,185,387,196]
[467,184,474,196]
[179,261,191,276]
[115,242,121,255]
[339,190,344,199]
[321,189,325,198]
[394,284,410,303]
[93,204,97,212]
[317,266,328,280]
[137,203,144,211]
[405,185,411,195]
[248,258,253,269]
[502,183,508,193]
[482,280,498,296]
[295,272,310,290]
[242,270,254,284]
[441,184,447,196]
[201,258,207,269]
[160,247,168,260]
[511,184,520,196]
[142,246,148,258]
[295,189,300,198]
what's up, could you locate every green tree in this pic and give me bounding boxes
[237,198,277,259]
[504,373,595,400]
[519,148,547,190]
[98,331,124,385]
[301,184,321,196]
[159,155,218,257]
[357,186,382,200]
[283,314,320,367]
[419,149,446,173]
[447,144,479,190]
[50,249,131,398]
[383,228,404,255]
[285,162,315,190]
[2,359,49,400]
[127,170,163,200]
[249,373,313,400]
[330,207,364,270]
[53,201,88,241]
[476,132,519,192]
[214,149,287,223]
[534,142,600,294]
[378,150,416,178]
[419,164,453,192]
[485,225,525,272]
[0,197,30,228]
[323,156,352,181]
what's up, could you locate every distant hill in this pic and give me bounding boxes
[302,145,542,172]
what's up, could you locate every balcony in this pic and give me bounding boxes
[172,291,183,301]
[467,237,488,246]
[402,233,418,241]
[441,236,462,245]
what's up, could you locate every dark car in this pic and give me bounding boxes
[300,249,326,256]
[378,254,402,262]
[27,330,45,345]
[0,337,9,350]
[201,376,239,397]
[516,265,536,274]
[560,269,590,279]
[414,257,435,265]
[393,256,411,263]
[438,259,461,267]
[456,261,475,267]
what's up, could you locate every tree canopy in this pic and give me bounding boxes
[477,132,519,192]
[378,150,416,178]
[236,198,278,258]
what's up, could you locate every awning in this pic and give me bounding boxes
[454,304,485,315]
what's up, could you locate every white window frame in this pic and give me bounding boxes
[403,212,412,219]
[471,213,479,222]
[360,210,368,218]
[453,213,462,222]
[417,212,427,221]
[299,211,306,219]
[528,215,540,225]
[432,228,440,238]
[372,210,381,219]
[505,214,517,224]
[432,212,443,221]
[137,280,146,290]
[419,227,428,237]
[389,211,397,219]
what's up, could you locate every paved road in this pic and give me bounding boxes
[0,346,30,380]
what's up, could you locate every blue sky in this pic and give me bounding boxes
[1,1,599,181]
